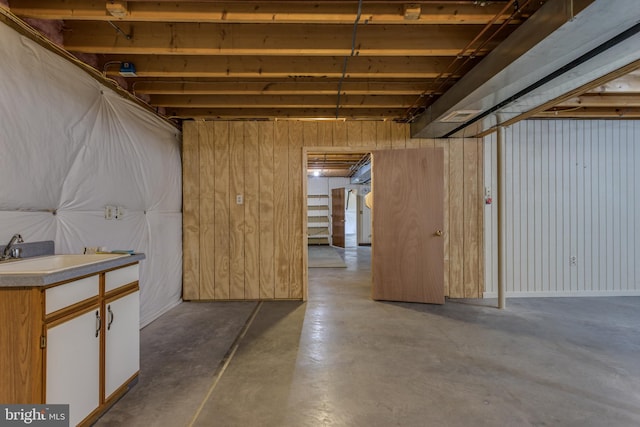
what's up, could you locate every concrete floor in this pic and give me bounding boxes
[97,246,640,426]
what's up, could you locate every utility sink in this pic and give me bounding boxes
[0,254,126,274]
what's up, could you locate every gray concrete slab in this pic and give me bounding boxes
[94,301,257,427]
[99,245,640,427]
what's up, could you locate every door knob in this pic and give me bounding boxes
[435,230,443,237]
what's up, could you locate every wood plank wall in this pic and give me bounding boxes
[183,121,483,300]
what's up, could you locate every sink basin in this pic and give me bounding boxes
[0,254,127,274]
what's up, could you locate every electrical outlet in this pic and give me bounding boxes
[104,205,114,220]
[115,206,123,220]
[570,256,577,266]
[236,194,244,205]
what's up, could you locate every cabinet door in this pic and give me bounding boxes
[46,308,101,427]
[105,291,140,399]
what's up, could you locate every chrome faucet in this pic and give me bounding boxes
[2,234,24,260]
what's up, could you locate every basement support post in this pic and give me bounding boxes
[497,125,506,309]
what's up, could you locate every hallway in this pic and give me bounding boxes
[97,245,640,426]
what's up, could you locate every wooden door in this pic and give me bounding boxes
[372,148,445,304]
[331,188,345,248]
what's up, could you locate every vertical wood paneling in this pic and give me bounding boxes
[463,139,480,298]
[347,121,363,147]
[273,121,290,298]
[448,139,464,297]
[362,122,377,149]
[317,122,333,147]
[289,122,304,299]
[484,119,640,296]
[244,122,260,299]
[229,122,245,299]
[259,122,275,298]
[375,121,391,149]
[390,122,407,149]
[182,122,200,300]
[213,122,230,299]
[436,139,450,297]
[303,122,318,148]
[184,120,485,301]
[333,121,348,147]
[199,123,216,299]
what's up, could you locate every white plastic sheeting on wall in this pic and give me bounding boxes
[0,22,182,326]
[484,120,640,297]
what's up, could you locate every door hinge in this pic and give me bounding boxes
[40,336,46,349]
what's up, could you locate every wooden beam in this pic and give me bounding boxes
[11,1,526,25]
[533,107,640,118]
[104,55,475,78]
[64,22,506,56]
[165,107,408,119]
[106,1,128,18]
[555,94,640,108]
[151,94,418,108]
[132,80,436,96]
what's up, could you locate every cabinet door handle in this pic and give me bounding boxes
[107,305,114,330]
[95,310,101,337]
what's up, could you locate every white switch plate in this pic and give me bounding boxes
[236,195,244,205]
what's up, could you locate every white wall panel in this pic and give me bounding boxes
[484,120,640,297]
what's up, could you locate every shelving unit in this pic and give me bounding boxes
[307,194,330,245]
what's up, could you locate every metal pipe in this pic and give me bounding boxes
[497,126,506,309]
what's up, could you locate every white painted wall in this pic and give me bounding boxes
[484,120,640,297]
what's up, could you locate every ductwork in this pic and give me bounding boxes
[411,0,640,138]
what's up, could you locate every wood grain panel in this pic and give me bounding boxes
[316,122,333,147]
[182,121,200,300]
[274,121,290,298]
[244,122,260,299]
[199,122,216,299]
[303,122,318,147]
[448,138,464,298]
[259,122,276,298]
[362,122,377,149]
[332,121,348,147]
[347,121,363,147]
[375,121,392,149]
[214,121,230,300]
[0,288,43,403]
[390,122,407,149]
[182,121,484,301]
[436,139,451,297]
[463,139,481,298]
[372,148,445,303]
[289,121,304,298]
[229,122,246,299]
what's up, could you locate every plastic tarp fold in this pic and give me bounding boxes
[0,22,182,327]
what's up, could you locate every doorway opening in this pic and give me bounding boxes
[303,149,373,295]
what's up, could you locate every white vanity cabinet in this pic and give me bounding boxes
[104,264,140,401]
[46,306,102,427]
[0,259,142,427]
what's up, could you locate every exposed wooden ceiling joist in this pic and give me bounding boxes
[165,108,407,120]
[151,94,418,108]
[64,22,509,56]
[11,1,526,25]
[16,0,636,125]
[131,80,436,96]
[102,55,477,78]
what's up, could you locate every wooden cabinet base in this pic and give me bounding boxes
[79,374,139,427]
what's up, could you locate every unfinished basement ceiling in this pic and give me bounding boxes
[307,151,370,177]
[5,0,545,122]
[4,0,638,131]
